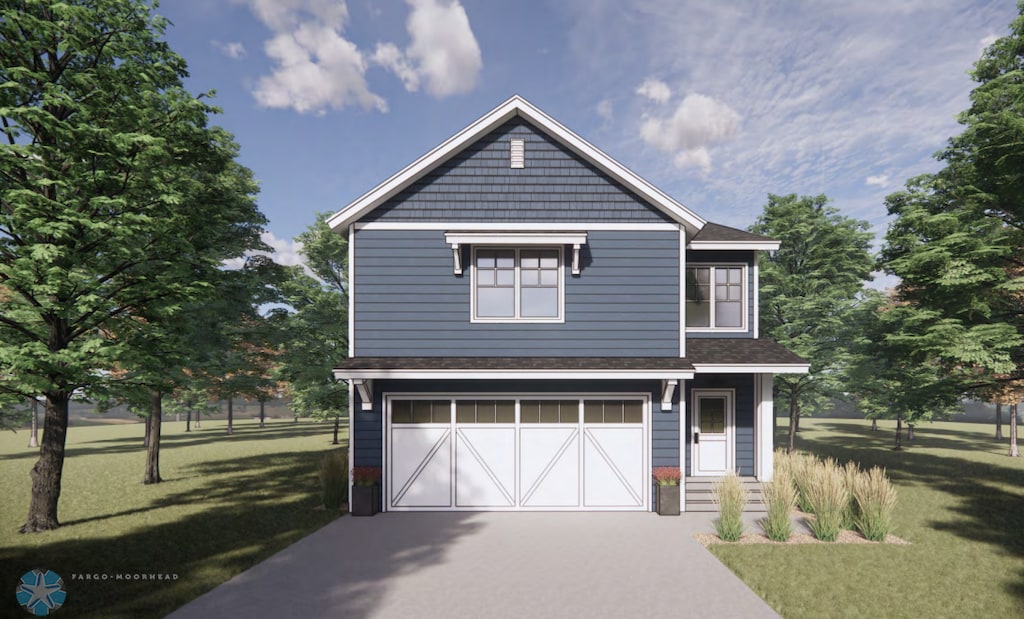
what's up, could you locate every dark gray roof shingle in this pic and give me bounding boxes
[691,222,776,244]
[685,338,807,366]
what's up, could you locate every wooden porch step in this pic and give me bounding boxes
[684,477,767,513]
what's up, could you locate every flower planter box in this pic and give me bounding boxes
[351,485,380,516]
[656,484,681,516]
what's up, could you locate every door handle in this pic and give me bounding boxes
[694,432,700,444]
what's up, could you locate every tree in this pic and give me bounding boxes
[750,194,875,453]
[0,1,267,530]
[845,291,962,449]
[274,216,349,444]
[881,3,1024,458]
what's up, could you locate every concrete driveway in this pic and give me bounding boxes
[165,512,779,619]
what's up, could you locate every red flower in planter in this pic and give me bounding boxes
[653,466,682,486]
[352,466,382,486]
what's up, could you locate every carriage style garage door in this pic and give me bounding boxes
[386,396,649,511]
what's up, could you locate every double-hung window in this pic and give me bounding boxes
[473,247,562,322]
[686,265,746,330]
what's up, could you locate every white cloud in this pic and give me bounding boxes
[241,0,386,114]
[638,93,741,173]
[373,0,482,98]
[865,174,890,188]
[596,99,613,121]
[636,78,671,104]
[223,232,306,271]
[979,33,1000,49]
[213,41,247,59]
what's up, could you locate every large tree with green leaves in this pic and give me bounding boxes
[881,2,1024,458]
[0,1,267,530]
[751,194,875,452]
[273,216,349,444]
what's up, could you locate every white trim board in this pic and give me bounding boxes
[336,369,696,380]
[692,364,810,374]
[327,95,706,232]
[688,241,781,251]
[355,222,680,231]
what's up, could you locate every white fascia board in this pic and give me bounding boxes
[444,232,588,246]
[327,95,706,232]
[692,364,810,374]
[355,222,679,231]
[335,369,696,381]
[688,241,781,251]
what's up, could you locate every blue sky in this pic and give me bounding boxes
[159,0,1019,267]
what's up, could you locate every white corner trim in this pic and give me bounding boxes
[661,379,678,412]
[688,241,781,251]
[326,96,706,231]
[352,379,373,411]
[679,225,686,358]
[753,253,760,339]
[348,224,355,358]
[692,363,810,374]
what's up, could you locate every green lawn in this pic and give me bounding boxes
[712,418,1024,618]
[0,418,345,618]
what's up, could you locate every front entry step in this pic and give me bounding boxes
[684,477,766,513]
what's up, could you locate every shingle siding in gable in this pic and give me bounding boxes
[361,117,674,223]
[353,229,680,356]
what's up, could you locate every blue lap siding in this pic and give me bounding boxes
[353,229,680,356]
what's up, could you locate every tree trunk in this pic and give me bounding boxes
[996,404,1004,440]
[227,397,234,435]
[144,392,163,484]
[20,393,71,532]
[28,398,39,449]
[186,409,192,432]
[907,424,915,441]
[794,410,801,432]
[194,409,200,428]
[871,418,878,432]
[1009,404,1019,458]
[259,400,265,428]
[894,415,903,450]
[143,414,151,447]
[787,396,799,453]
[333,414,340,445]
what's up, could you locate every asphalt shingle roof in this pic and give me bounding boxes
[691,222,776,244]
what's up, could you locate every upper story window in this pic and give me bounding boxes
[473,247,563,322]
[686,265,746,330]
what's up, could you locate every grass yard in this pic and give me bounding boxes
[0,418,346,618]
[711,418,1024,618]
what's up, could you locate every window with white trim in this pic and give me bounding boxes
[686,265,746,329]
[473,247,562,321]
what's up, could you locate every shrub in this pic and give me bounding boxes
[854,466,898,541]
[319,448,349,510]
[805,458,846,541]
[713,472,748,542]
[652,466,682,485]
[761,475,796,542]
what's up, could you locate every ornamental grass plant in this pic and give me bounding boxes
[713,472,748,542]
[805,458,846,541]
[842,460,861,530]
[319,448,349,509]
[854,466,898,541]
[760,473,796,542]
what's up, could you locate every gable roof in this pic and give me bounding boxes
[327,95,707,232]
[688,222,780,251]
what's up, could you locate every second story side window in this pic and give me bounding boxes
[473,247,562,322]
[686,265,746,330]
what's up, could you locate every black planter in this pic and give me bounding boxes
[351,484,380,516]
[656,484,681,516]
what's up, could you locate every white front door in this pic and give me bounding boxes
[692,390,734,476]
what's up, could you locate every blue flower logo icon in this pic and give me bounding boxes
[15,569,66,616]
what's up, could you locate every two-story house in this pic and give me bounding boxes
[331,96,808,513]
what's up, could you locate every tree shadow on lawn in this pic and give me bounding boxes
[796,426,1024,601]
[1,447,477,619]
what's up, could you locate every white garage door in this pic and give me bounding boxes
[386,397,649,511]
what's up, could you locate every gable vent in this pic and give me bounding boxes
[510,138,525,169]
